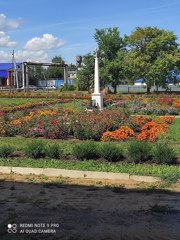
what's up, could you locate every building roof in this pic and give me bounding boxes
[0,63,22,78]
[0,70,8,78]
[0,63,13,71]
[0,63,21,71]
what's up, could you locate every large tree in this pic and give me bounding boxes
[124,27,179,93]
[94,27,126,93]
[76,53,94,91]
[46,56,64,79]
[77,28,127,93]
[28,65,45,85]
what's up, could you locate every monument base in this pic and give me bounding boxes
[91,93,103,110]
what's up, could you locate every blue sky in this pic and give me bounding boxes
[0,0,180,64]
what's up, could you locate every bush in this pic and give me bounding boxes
[127,141,152,163]
[62,83,75,91]
[0,144,14,158]
[72,110,125,140]
[25,140,45,159]
[46,143,62,159]
[153,142,176,164]
[73,141,99,160]
[99,142,124,162]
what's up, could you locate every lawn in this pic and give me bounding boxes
[0,130,180,183]
[0,98,47,106]
[164,117,180,154]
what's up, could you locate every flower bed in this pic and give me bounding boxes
[0,107,128,140]
[101,126,135,141]
[0,93,178,142]
[101,116,174,142]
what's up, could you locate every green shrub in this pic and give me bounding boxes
[99,142,124,162]
[127,141,152,163]
[25,140,45,159]
[153,142,176,165]
[46,143,62,159]
[0,144,14,158]
[62,83,75,91]
[73,141,99,160]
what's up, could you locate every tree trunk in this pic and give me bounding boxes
[147,86,151,94]
[113,85,117,94]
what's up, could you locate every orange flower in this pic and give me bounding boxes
[154,116,174,124]
[101,126,135,141]
[137,120,168,142]
[172,99,180,108]
[9,119,22,126]
[133,116,152,127]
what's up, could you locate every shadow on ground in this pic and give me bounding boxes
[0,176,180,240]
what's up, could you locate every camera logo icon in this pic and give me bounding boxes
[7,224,17,233]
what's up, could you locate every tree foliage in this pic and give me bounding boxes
[76,53,94,91]
[94,27,125,93]
[77,26,179,93]
[94,27,124,61]
[46,56,64,79]
[28,65,45,85]
[124,27,180,92]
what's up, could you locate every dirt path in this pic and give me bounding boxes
[0,174,180,240]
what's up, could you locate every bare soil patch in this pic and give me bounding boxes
[0,173,180,240]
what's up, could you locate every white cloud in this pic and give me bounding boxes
[0,13,21,31]
[24,33,65,51]
[0,33,65,63]
[16,50,49,62]
[0,51,11,62]
[0,50,49,63]
[0,31,17,48]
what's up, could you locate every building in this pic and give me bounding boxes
[134,78,146,86]
[0,62,76,89]
[0,63,22,88]
[68,70,77,80]
[38,79,74,88]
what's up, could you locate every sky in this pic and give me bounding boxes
[0,0,180,64]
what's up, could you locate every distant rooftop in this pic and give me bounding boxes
[0,63,21,71]
[0,63,22,78]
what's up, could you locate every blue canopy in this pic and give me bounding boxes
[0,70,8,78]
[0,63,21,79]
[0,63,21,71]
[0,63,13,71]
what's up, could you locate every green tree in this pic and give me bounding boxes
[76,28,126,93]
[100,50,126,93]
[76,53,94,91]
[28,65,45,85]
[94,27,126,93]
[124,26,179,93]
[68,63,77,71]
[46,56,64,79]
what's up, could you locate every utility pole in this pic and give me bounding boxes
[12,50,19,89]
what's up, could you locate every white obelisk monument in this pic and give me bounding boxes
[91,50,103,110]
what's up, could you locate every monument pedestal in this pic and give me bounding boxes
[91,93,103,110]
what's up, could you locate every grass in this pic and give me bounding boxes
[0,137,75,154]
[163,118,180,155]
[0,98,47,106]
[0,157,180,182]
[60,101,87,111]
